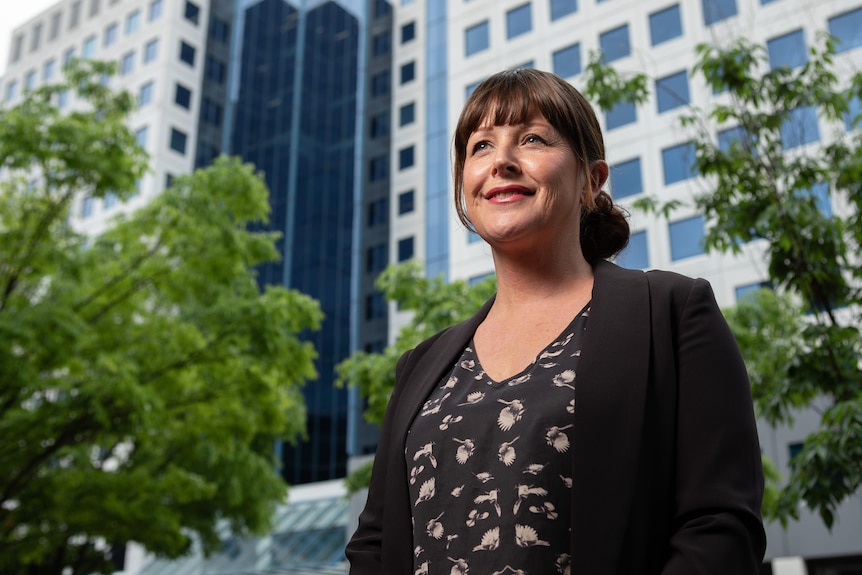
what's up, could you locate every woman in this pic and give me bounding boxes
[346,68,765,575]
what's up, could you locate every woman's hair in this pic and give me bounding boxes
[453,68,629,264]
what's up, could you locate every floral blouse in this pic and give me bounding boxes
[406,305,590,575]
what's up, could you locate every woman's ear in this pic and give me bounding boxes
[588,160,609,200]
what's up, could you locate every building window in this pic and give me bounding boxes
[669,215,706,260]
[42,59,56,82]
[829,8,862,53]
[170,128,188,155]
[179,41,196,67]
[118,51,134,75]
[781,106,819,149]
[599,24,630,63]
[609,157,642,199]
[209,16,230,43]
[30,23,42,52]
[467,231,483,244]
[80,195,96,218]
[506,3,532,39]
[126,9,141,34]
[374,0,391,18]
[373,32,390,57]
[104,192,118,209]
[465,21,490,56]
[615,230,649,269]
[104,22,118,46]
[371,71,390,96]
[399,145,415,170]
[144,39,159,63]
[82,35,97,59]
[662,141,697,185]
[844,95,861,131]
[735,281,772,301]
[149,0,163,21]
[63,47,76,68]
[466,81,480,99]
[649,4,682,46]
[24,70,37,92]
[69,1,81,29]
[5,80,19,102]
[717,125,754,152]
[370,112,389,138]
[184,1,200,25]
[365,292,386,320]
[702,0,737,26]
[767,30,806,69]
[89,0,101,17]
[174,83,192,109]
[367,198,388,226]
[398,190,415,214]
[803,182,832,217]
[201,98,222,126]
[605,101,636,129]
[135,126,148,148]
[398,236,415,261]
[139,81,154,106]
[656,70,690,113]
[399,102,415,126]
[760,0,781,3]
[57,89,69,109]
[50,12,62,40]
[550,0,577,21]
[552,43,581,78]
[401,21,416,43]
[369,155,388,182]
[366,244,387,273]
[205,56,225,84]
[400,61,416,84]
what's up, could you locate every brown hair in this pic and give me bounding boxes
[453,68,629,264]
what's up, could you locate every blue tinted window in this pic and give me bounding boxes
[104,23,118,46]
[781,106,819,149]
[802,182,831,217]
[400,102,415,126]
[466,81,480,98]
[760,0,781,3]
[144,39,158,63]
[135,126,148,148]
[398,190,415,214]
[669,215,705,260]
[126,10,141,34]
[600,24,630,63]
[402,21,415,43]
[149,0,163,20]
[829,8,862,53]
[399,146,415,170]
[398,236,415,261]
[365,293,386,319]
[605,101,637,129]
[83,35,97,58]
[400,61,415,84]
[610,157,642,199]
[550,0,577,21]
[735,281,771,301]
[506,4,532,39]
[373,32,390,56]
[649,5,682,45]
[371,112,389,138]
[466,21,490,56]
[372,71,389,96]
[767,29,806,69]
[845,95,861,130]
[120,51,135,75]
[552,43,580,78]
[5,80,17,102]
[616,230,648,269]
[367,198,388,226]
[366,244,387,273]
[656,70,689,113]
[702,0,737,25]
[43,59,56,81]
[174,83,191,109]
[662,141,697,185]
[717,125,755,152]
[139,81,153,106]
[179,41,196,66]
[80,196,95,218]
[369,155,388,181]
[170,127,187,155]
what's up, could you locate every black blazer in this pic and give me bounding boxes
[346,261,766,574]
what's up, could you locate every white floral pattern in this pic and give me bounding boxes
[406,305,589,574]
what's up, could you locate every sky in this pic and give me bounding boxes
[1,0,60,77]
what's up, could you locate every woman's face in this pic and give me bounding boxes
[463,113,593,251]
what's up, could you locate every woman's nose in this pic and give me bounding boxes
[492,146,520,175]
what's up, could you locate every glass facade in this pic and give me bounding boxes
[609,157,642,199]
[599,24,630,63]
[552,43,581,78]
[662,141,697,185]
[702,0,737,25]
[616,230,649,269]
[767,29,807,69]
[655,70,690,113]
[230,0,361,484]
[669,215,706,260]
[605,101,636,129]
[649,4,682,46]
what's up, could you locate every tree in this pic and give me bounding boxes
[336,262,496,492]
[582,34,862,527]
[0,61,322,573]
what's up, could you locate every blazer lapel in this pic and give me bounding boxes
[572,260,651,573]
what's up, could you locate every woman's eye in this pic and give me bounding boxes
[525,134,546,144]
[471,141,489,154]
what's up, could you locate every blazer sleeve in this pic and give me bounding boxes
[344,348,413,574]
[662,278,766,574]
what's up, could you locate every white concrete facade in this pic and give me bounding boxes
[1,0,209,236]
